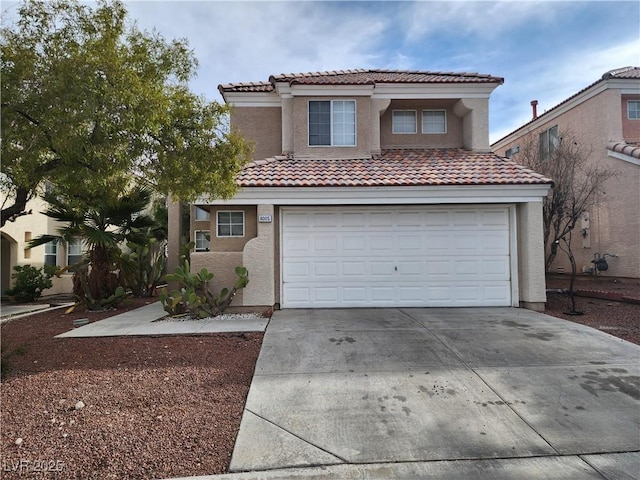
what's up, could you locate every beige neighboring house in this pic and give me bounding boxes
[1,196,75,297]
[168,69,552,311]
[492,66,640,279]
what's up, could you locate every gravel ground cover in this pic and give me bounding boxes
[1,278,638,479]
[1,298,262,479]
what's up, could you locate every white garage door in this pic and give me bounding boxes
[281,206,513,308]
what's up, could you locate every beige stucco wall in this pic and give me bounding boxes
[190,251,244,305]
[190,205,257,253]
[493,88,640,279]
[1,197,73,296]
[230,106,282,160]
[242,204,275,306]
[380,99,463,149]
[292,96,372,158]
[516,202,547,310]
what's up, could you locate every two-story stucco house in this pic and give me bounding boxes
[492,66,640,279]
[167,69,552,311]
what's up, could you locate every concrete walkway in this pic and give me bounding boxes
[209,307,639,479]
[56,302,268,338]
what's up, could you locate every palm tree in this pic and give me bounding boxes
[30,186,155,309]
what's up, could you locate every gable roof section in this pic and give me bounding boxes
[492,66,640,146]
[219,69,503,95]
[237,149,551,188]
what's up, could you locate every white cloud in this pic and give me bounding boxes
[403,1,567,43]
[124,1,389,100]
[489,36,640,144]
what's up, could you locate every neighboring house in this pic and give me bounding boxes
[492,66,640,279]
[1,196,76,297]
[167,69,552,311]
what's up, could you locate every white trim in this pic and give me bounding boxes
[508,205,520,307]
[198,184,551,206]
[216,210,245,238]
[373,83,499,99]
[223,92,281,108]
[289,85,375,97]
[607,149,640,166]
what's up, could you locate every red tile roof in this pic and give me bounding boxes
[237,149,551,188]
[607,141,640,159]
[219,69,503,94]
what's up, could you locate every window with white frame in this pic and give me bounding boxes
[194,206,210,221]
[309,100,356,146]
[628,100,640,120]
[539,125,559,160]
[392,110,417,134]
[44,241,57,266]
[67,238,84,266]
[422,110,447,134]
[217,211,244,237]
[194,230,210,251]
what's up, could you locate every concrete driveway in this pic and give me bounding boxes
[228,308,640,479]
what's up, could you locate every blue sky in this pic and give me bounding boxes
[5,1,640,143]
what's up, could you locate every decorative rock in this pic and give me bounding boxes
[14,438,23,446]
[73,318,89,327]
[74,401,85,410]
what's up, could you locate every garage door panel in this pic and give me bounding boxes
[282,207,513,308]
[342,235,366,251]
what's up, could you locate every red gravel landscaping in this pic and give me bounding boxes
[1,299,262,479]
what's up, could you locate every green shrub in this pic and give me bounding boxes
[160,260,249,318]
[5,265,56,302]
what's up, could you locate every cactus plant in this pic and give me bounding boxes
[160,260,249,318]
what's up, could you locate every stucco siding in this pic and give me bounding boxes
[493,87,639,279]
[231,106,282,160]
[190,251,244,306]
[191,205,258,253]
[516,202,547,310]
[292,96,372,158]
[1,197,73,295]
[380,99,463,149]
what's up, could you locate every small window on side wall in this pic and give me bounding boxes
[194,230,210,252]
[422,110,446,134]
[194,206,210,221]
[628,100,640,120]
[392,110,417,134]
[217,211,244,237]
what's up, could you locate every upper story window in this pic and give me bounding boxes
[194,206,210,221]
[67,238,84,266]
[309,100,356,146]
[539,125,559,160]
[392,110,417,134]
[422,110,447,134]
[217,211,244,237]
[628,100,640,119]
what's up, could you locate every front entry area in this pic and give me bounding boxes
[281,205,515,308]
